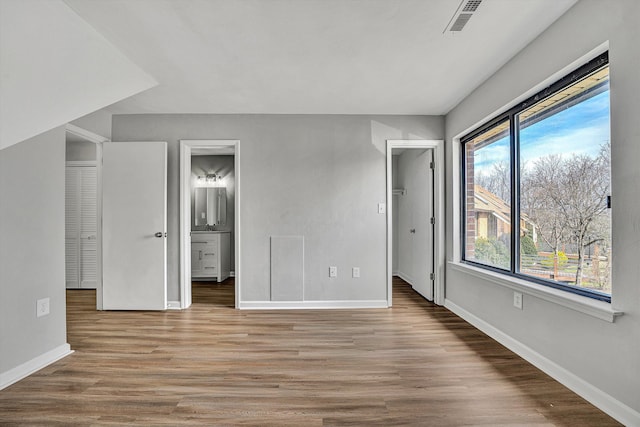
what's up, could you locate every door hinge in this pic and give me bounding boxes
[430,273,435,281]
[429,161,435,169]
[430,217,435,225]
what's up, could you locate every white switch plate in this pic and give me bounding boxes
[352,267,360,278]
[37,297,50,317]
[378,203,386,214]
[329,266,338,277]
[513,292,523,310]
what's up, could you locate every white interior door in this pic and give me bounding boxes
[102,141,167,310]
[397,149,434,301]
[65,168,80,288]
[411,149,434,300]
[65,165,97,289]
[79,167,97,288]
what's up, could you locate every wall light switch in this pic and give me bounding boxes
[352,267,360,278]
[513,292,523,310]
[378,203,386,214]
[329,266,338,277]
[37,297,50,317]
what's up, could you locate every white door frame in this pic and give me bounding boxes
[386,139,445,307]
[65,123,109,310]
[179,140,240,309]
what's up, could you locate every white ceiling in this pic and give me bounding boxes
[63,0,577,116]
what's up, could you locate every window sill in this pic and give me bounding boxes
[449,262,623,323]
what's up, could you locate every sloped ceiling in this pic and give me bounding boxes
[0,0,157,150]
[62,0,577,116]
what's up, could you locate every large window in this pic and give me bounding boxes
[462,53,611,302]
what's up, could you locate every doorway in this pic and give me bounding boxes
[179,140,240,309]
[386,140,445,307]
[64,124,108,309]
[190,153,235,306]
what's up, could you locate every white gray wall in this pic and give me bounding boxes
[0,0,155,150]
[392,155,399,273]
[70,109,113,140]
[66,140,96,162]
[445,0,639,417]
[112,114,444,302]
[0,127,68,374]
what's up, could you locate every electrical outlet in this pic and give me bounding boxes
[513,292,523,310]
[36,297,50,317]
[378,203,386,214]
[352,267,360,278]
[329,266,338,278]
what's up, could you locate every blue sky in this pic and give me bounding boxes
[474,88,610,175]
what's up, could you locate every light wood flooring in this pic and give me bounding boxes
[0,278,620,426]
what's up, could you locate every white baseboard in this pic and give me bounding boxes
[0,344,73,391]
[239,300,388,310]
[230,271,235,277]
[444,299,640,427]
[167,300,181,310]
[396,271,416,287]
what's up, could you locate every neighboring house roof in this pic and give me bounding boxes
[473,185,532,231]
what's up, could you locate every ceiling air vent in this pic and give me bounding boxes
[444,0,483,33]
[462,0,483,12]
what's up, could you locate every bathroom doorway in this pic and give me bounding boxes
[190,153,235,306]
[179,140,240,309]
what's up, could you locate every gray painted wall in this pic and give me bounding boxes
[70,109,112,140]
[66,139,96,161]
[0,127,67,373]
[392,155,399,273]
[191,155,236,269]
[112,114,444,301]
[445,0,639,414]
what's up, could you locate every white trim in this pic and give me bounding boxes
[386,140,445,307]
[65,123,110,144]
[239,300,388,310]
[179,140,240,310]
[444,300,639,427]
[449,262,622,322]
[167,300,181,310]
[396,271,416,288]
[0,344,73,391]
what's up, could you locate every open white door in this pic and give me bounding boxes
[411,149,434,301]
[102,141,167,310]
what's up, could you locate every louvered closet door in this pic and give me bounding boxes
[65,168,80,288]
[65,166,97,289]
[79,167,97,288]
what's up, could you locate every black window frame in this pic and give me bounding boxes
[460,51,611,303]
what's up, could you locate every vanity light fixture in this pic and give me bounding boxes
[196,172,225,187]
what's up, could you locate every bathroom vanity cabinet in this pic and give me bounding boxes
[191,231,231,282]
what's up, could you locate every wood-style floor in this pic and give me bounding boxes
[0,278,619,426]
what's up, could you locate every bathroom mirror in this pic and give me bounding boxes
[194,187,227,226]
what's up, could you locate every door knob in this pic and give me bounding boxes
[155,232,163,238]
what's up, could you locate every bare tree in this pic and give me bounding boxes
[476,160,511,203]
[521,144,610,286]
[520,154,569,279]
